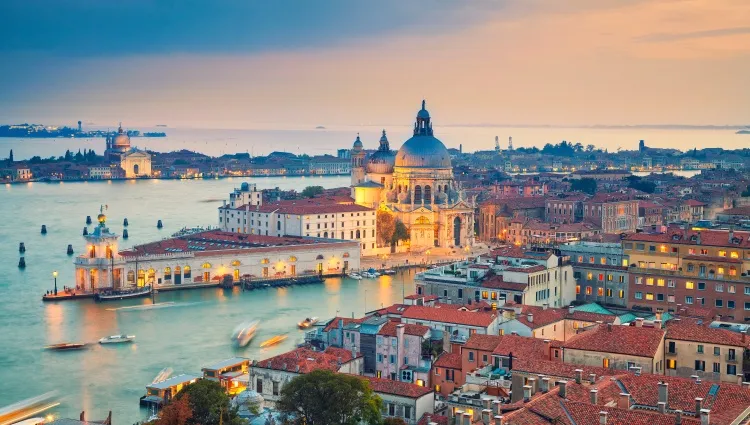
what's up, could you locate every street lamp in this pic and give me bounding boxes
[53,270,58,295]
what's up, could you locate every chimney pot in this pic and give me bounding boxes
[659,381,669,406]
[527,312,534,323]
[695,398,703,417]
[675,410,683,425]
[569,305,575,314]
[463,412,472,425]
[590,389,599,405]
[523,385,532,401]
[599,411,608,425]
[541,377,551,393]
[619,393,631,409]
[635,318,644,327]
[543,303,548,310]
[575,369,583,384]
[492,400,501,416]
[494,415,503,425]
[482,409,492,425]
[558,381,567,399]
[658,402,666,414]
[700,409,710,425]
[742,382,750,389]
[528,377,537,395]
[589,373,596,384]
[482,398,492,410]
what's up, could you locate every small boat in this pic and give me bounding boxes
[232,321,259,348]
[348,272,362,280]
[260,335,288,348]
[383,269,396,275]
[151,367,173,384]
[298,317,319,329]
[99,334,135,344]
[95,285,151,301]
[13,418,47,425]
[45,342,86,351]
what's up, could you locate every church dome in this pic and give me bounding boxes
[112,124,131,148]
[352,134,363,151]
[366,129,395,173]
[394,101,452,169]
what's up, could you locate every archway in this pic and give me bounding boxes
[133,164,140,175]
[414,185,422,202]
[453,216,461,246]
[424,186,431,203]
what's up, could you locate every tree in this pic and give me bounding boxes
[174,379,242,425]
[586,144,595,152]
[376,210,396,247]
[74,149,83,162]
[8,149,13,163]
[276,370,382,425]
[301,185,324,198]
[383,419,408,425]
[571,178,597,195]
[741,185,750,197]
[157,394,193,425]
[626,176,656,194]
[391,220,409,245]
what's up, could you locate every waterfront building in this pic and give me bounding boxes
[623,226,750,319]
[141,374,201,407]
[417,247,576,308]
[363,376,435,425]
[569,169,632,181]
[118,230,359,287]
[350,101,476,251]
[218,196,377,256]
[12,166,32,181]
[375,322,432,384]
[560,241,630,307]
[308,155,351,175]
[88,166,113,179]
[201,357,250,395]
[104,124,152,178]
[74,210,126,291]
[505,218,601,246]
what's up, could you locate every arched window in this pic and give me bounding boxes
[444,184,449,193]
[164,267,172,281]
[89,245,96,258]
[414,185,422,202]
[288,256,297,262]
[147,268,156,281]
[183,266,191,278]
[230,260,241,266]
[201,262,212,269]
[134,164,140,175]
[316,254,324,260]
[106,246,113,259]
[424,185,431,202]
[343,252,350,258]
[356,230,361,239]
[127,271,135,283]
[261,258,270,264]
[398,185,402,193]
[324,232,329,238]
[138,270,146,278]
[175,266,181,274]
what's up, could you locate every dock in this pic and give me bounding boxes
[241,273,328,290]
[42,292,95,302]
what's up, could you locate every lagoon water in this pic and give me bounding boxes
[0,177,417,422]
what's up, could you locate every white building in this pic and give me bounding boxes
[88,166,113,179]
[74,210,126,291]
[309,156,351,175]
[104,124,152,178]
[218,197,377,256]
[364,376,435,425]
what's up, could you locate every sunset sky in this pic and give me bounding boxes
[1,0,749,128]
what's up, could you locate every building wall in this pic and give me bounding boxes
[563,348,657,374]
[379,392,434,425]
[573,265,629,307]
[431,365,460,396]
[376,333,424,381]
[665,339,744,383]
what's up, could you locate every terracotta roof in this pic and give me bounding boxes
[563,324,665,358]
[256,347,355,373]
[564,400,701,425]
[433,352,462,369]
[512,305,566,329]
[480,276,527,292]
[464,334,503,351]
[491,334,556,359]
[666,319,750,348]
[323,317,364,332]
[511,357,620,380]
[624,228,750,248]
[402,305,497,328]
[417,413,449,425]
[377,321,430,338]
[719,206,750,216]
[683,199,707,206]
[506,265,547,273]
[361,376,434,398]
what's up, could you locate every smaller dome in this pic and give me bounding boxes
[417,100,430,119]
[352,134,363,151]
[233,390,264,415]
[112,124,131,148]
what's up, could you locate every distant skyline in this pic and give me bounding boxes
[1,0,749,129]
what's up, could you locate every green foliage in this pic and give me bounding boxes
[301,185,325,198]
[377,210,396,247]
[174,379,242,425]
[541,141,579,157]
[391,220,409,244]
[742,185,750,197]
[626,176,656,194]
[276,370,383,425]
[571,178,597,195]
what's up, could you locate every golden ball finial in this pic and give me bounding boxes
[98,213,106,224]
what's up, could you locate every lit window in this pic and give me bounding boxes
[686,281,694,290]
[719,250,726,257]
[586,286,592,295]
[657,279,665,287]
[618,290,624,298]
[730,251,739,259]
[597,287,604,296]
[660,245,668,253]
[603,358,610,368]
[587,272,593,280]
[646,278,654,286]
[576,285,581,295]
[646,293,654,301]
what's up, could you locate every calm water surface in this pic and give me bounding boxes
[0,177,417,422]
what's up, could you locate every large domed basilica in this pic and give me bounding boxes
[104,123,152,178]
[351,101,475,251]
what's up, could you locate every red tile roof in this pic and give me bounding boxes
[417,413,449,425]
[564,400,701,425]
[491,334,556,359]
[402,305,497,328]
[377,321,430,338]
[256,347,355,374]
[564,324,665,357]
[433,352,462,369]
[511,357,620,380]
[666,319,750,348]
[464,334,503,351]
[323,317,364,332]
[624,228,750,248]
[480,276,527,292]
[361,376,434,398]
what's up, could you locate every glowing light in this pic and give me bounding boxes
[53,271,58,278]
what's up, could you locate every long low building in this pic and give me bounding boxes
[116,230,360,287]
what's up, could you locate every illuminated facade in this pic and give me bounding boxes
[351,101,476,251]
[74,209,125,291]
[104,124,152,178]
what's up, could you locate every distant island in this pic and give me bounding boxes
[738,130,750,135]
[0,123,166,138]
[315,126,326,130]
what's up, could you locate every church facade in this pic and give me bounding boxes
[104,124,152,178]
[351,101,475,252]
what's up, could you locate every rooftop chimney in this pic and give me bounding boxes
[482,398,492,410]
[589,373,597,384]
[492,400,501,416]
[575,369,583,384]
[619,393,631,409]
[654,319,663,328]
[527,312,534,323]
[569,305,575,314]
[523,385,532,401]
[541,377,551,393]
[482,409,492,425]
[599,411,608,425]
[695,398,703,417]
[528,377,537,396]
[543,303,548,310]
[743,382,750,389]
[700,409,710,425]
[658,402,667,414]
[463,412,472,425]
[558,381,567,398]
[658,382,669,406]
[590,389,599,405]
[675,410,683,425]
[495,416,503,425]
[635,318,644,327]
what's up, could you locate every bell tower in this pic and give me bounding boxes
[350,134,366,196]
[75,206,126,292]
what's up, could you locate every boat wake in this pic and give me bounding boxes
[105,301,204,312]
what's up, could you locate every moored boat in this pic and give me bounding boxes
[348,272,362,280]
[232,321,259,348]
[45,342,86,351]
[259,335,287,348]
[95,285,151,302]
[383,269,396,275]
[99,334,135,344]
[298,317,318,329]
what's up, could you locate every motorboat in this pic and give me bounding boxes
[348,272,362,280]
[260,335,287,348]
[383,269,396,275]
[45,342,85,351]
[98,334,135,344]
[232,321,259,348]
[298,317,318,329]
[95,285,151,302]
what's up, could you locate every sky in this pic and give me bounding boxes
[1,0,749,129]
